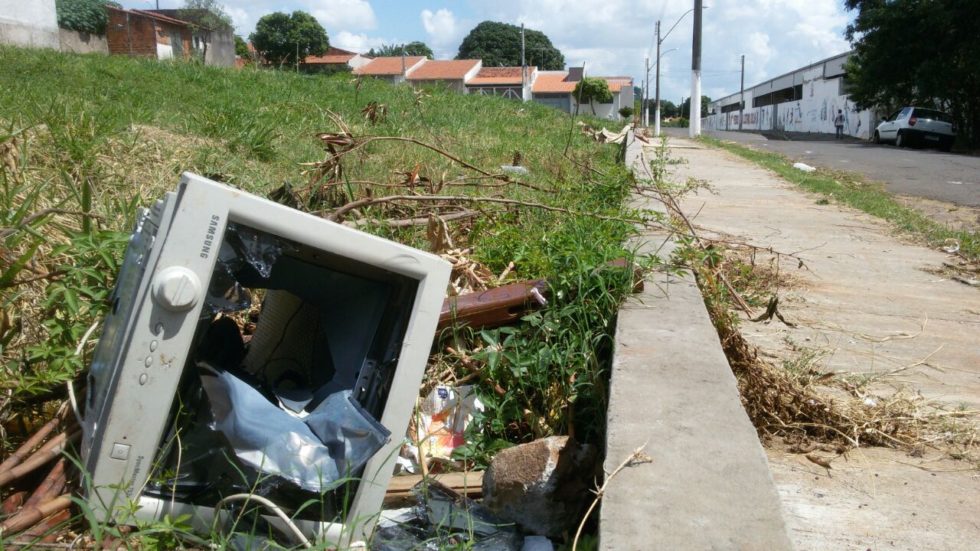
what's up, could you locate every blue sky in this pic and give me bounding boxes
[119,1,856,104]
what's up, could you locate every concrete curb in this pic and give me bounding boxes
[598,133,792,550]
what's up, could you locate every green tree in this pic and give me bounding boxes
[680,95,711,119]
[456,21,564,70]
[844,0,979,146]
[234,35,249,58]
[179,0,232,62]
[367,41,434,58]
[573,77,613,116]
[618,106,634,120]
[179,0,231,29]
[249,11,328,67]
[55,0,120,35]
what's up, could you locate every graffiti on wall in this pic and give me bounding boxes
[703,76,874,139]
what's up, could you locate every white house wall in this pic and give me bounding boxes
[0,0,59,49]
[704,75,874,139]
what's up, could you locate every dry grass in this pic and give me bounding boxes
[697,250,978,464]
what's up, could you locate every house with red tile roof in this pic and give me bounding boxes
[105,7,194,61]
[532,68,634,120]
[353,55,427,83]
[405,59,482,92]
[465,66,538,101]
[302,47,372,73]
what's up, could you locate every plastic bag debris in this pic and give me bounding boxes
[521,536,555,551]
[370,481,519,551]
[199,365,390,492]
[792,162,816,173]
[500,165,529,175]
[416,385,484,464]
[942,239,960,254]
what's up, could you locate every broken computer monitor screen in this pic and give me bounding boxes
[81,175,449,544]
[142,221,417,522]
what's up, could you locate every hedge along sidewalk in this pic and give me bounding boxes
[598,134,792,550]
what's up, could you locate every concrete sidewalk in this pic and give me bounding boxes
[659,135,980,550]
[598,136,793,550]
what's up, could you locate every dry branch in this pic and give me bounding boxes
[324,194,647,225]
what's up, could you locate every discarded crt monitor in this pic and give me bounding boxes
[80,173,451,545]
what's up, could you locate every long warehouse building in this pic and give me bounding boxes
[703,51,876,140]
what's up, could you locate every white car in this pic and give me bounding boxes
[873,106,955,151]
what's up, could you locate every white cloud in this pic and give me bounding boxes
[332,30,387,53]
[421,8,464,57]
[311,0,376,31]
[468,0,854,103]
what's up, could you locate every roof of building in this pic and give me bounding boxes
[304,47,368,65]
[147,8,231,30]
[354,56,426,76]
[533,72,632,94]
[467,66,537,86]
[602,77,634,93]
[406,59,481,81]
[113,8,191,27]
[532,72,578,93]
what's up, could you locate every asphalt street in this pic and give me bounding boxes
[663,128,980,207]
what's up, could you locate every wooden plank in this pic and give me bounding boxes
[384,471,485,506]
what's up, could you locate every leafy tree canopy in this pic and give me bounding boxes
[844,0,980,145]
[179,0,233,31]
[573,77,612,115]
[681,95,711,118]
[55,0,120,35]
[367,41,433,58]
[234,35,249,57]
[456,21,564,70]
[249,11,328,67]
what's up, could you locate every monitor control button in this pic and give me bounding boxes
[110,442,131,460]
[152,267,201,312]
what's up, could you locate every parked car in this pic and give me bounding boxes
[873,107,955,151]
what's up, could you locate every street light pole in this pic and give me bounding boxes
[654,21,662,136]
[644,56,650,127]
[689,0,703,138]
[652,7,700,136]
[739,54,745,131]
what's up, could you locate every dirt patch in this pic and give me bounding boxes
[894,194,980,233]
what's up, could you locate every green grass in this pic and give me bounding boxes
[700,136,979,260]
[0,45,644,547]
[1,45,637,469]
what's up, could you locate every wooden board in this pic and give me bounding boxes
[384,471,485,506]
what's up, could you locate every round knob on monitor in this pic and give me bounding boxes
[152,266,201,312]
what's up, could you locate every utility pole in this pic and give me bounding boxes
[521,23,526,100]
[689,0,703,138]
[644,56,650,127]
[654,20,662,136]
[739,54,745,131]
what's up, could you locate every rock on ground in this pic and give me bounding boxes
[482,436,597,538]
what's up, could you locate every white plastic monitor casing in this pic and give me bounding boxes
[81,173,451,544]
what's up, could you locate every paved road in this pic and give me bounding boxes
[662,128,980,207]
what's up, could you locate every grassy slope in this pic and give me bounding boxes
[0,47,637,456]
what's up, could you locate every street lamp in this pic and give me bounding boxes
[644,48,675,128]
[653,4,706,136]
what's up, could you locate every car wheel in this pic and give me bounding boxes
[895,130,905,147]
[873,131,881,144]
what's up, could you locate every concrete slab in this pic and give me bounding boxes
[599,135,792,550]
